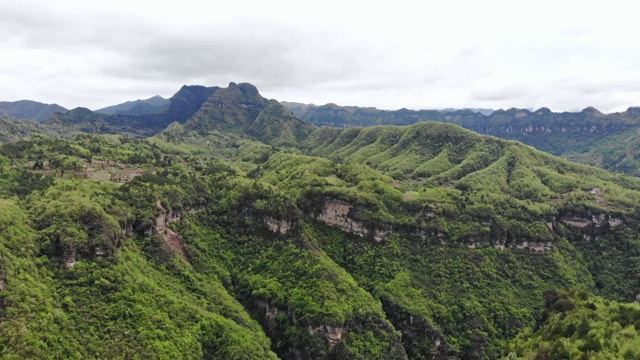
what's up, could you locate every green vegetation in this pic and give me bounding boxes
[0,83,639,358]
[507,289,640,359]
[0,116,66,142]
[290,102,640,176]
[566,127,640,177]
[184,83,315,146]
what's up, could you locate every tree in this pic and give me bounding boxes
[49,155,83,176]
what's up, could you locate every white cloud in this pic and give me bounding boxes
[1,0,640,113]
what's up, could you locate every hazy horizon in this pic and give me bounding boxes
[2,0,639,113]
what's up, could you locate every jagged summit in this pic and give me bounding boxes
[582,106,603,115]
[534,107,552,115]
[163,85,219,123]
[625,106,640,116]
[44,82,313,146]
[184,82,314,146]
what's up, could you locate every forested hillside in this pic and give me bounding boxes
[288,102,640,176]
[43,83,640,176]
[565,127,640,177]
[0,117,67,142]
[0,83,639,359]
[507,289,640,359]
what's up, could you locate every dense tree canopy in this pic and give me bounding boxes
[0,93,639,359]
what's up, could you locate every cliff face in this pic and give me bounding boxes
[316,200,387,241]
[311,198,626,254]
[381,298,458,360]
[249,299,355,359]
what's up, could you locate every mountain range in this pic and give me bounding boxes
[0,83,639,359]
[45,85,218,136]
[95,95,169,116]
[0,100,67,122]
[285,102,640,177]
[18,84,637,177]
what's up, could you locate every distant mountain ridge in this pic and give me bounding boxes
[31,85,640,176]
[282,101,495,117]
[286,102,640,175]
[0,100,67,122]
[95,95,169,116]
[46,85,218,135]
[49,83,314,146]
[439,107,495,115]
[184,82,314,146]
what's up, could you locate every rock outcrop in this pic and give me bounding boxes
[307,324,346,349]
[560,213,624,230]
[64,249,76,268]
[255,300,281,334]
[316,200,388,241]
[265,217,293,234]
[251,298,352,357]
[313,198,626,254]
[155,200,188,261]
[381,297,458,359]
[464,238,552,253]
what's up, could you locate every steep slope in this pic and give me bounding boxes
[161,85,219,124]
[0,138,409,359]
[0,100,67,122]
[155,120,640,357]
[565,126,640,177]
[0,193,278,359]
[507,289,640,359]
[95,95,169,115]
[291,103,640,175]
[243,122,640,358]
[184,82,315,146]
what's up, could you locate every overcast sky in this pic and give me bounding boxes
[1,0,640,113]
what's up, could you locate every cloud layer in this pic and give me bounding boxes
[2,0,640,113]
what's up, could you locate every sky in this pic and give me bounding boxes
[1,0,640,113]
